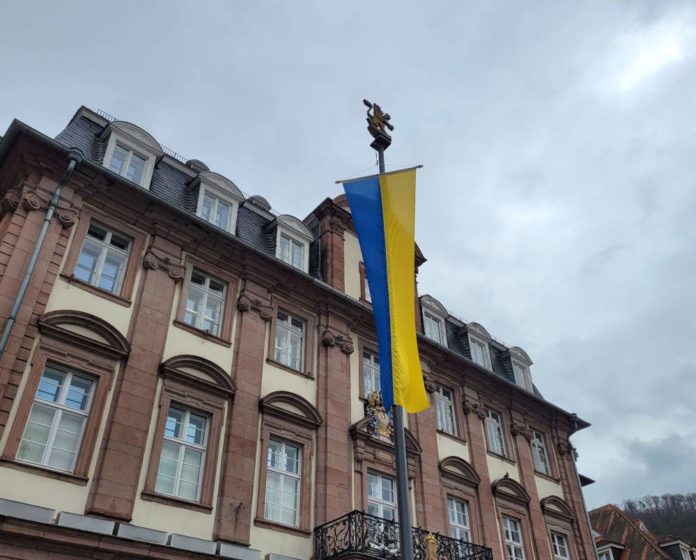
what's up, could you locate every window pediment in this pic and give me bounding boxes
[103,121,163,156]
[541,496,576,522]
[439,456,480,487]
[38,310,130,359]
[274,215,314,243]
[466,322,492,341]
[160,355,236,399]
[492,476,531,505]
[420,294,448,317]
[193,172,244,202]
[260,391,322,429]
[508,346,533,366]
[350,417,422,456]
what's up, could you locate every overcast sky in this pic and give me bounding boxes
[1,0,694,510]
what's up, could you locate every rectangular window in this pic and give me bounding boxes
[424,312,444,344]
[503,516,526,560]
[279,233,304,270]
[470,338,489,368]
[513,361,532,391]
[200,191,233,232]
[264,438,301,527]
[17,365,94,473]
[531,430,551,475]
[551,532,570,560]
[274,311,305,371]
[74,223,131,295]
[109,144,147,185]
[154,406,208,502]
[485,409,506,456]
[183,269,226,336]
[363,350,380,396]
[435,386,457,436]
[598,552,612,560]
[448,496,471,542]
[367,471,396,520]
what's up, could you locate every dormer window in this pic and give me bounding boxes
[273,215,313,273]
[424,312,445,345]
[193,173,244,235]
[109,144,147,184]
[508,347,534,392]
[465,322,493,370]
[420,295,449,347]
[512,361,533,391]
[101,121,162,189]
[469,336,491,368]
[279,233,304,269]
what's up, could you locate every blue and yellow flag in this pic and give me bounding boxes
[342,168,429,413]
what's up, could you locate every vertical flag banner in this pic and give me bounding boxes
[342,168,429,413]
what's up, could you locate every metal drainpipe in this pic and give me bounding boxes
[570,413,600,560]
[0,147,84,356]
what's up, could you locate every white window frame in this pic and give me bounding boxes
[447,496,472,542]
[363,350,380,397]
[103,133,157,188]
[17,365,94,473]
[531,429,551,475]
[367,471,397,521]
[512,360,533,391]
[597,550,612,560]
[423,311,446,346]
[468,334,491,369]
[503,516,526,560]
[75,222,132,295]
[485,409,507,456]
[274,310,306,371]
[435,386,457,436]
[551,532,570,560]
[264,437,301,527]
[196,185,240,234]
[275,227,310,272]
[155,405,208,502]
[183,269,226,336]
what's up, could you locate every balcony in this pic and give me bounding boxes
[315,510,493,560]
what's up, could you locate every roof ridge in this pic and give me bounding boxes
[610,505,672,560]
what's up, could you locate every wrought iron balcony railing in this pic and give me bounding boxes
[315,510,494,560]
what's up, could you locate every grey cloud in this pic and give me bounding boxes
[1,0,695,508]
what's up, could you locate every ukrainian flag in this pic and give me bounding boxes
[342,167,429,413]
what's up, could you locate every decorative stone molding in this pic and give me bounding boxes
[21,190,48,212]
[1,191,20,215]
[510,421,533,441]
[142,248,185,282]
[237,293,273,321]
[463,399,487,420]
[421,374,437,394]
[260,391,322,430]
[55,208,78,229]
[321,329,354,355]
[492,476,531,506]
[439,456,480,487]
[556,440,575,457]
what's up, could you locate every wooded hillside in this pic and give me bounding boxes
[623,493,696,544]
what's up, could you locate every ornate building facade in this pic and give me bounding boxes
[0,107,595,560]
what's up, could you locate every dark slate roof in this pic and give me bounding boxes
[54,113,308,267]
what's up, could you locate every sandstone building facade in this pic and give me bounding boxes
[0,107,595,560]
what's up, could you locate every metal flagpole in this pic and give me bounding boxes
[363,99,414,560]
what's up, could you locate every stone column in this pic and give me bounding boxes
[214,281,271,544]
[409,379,445,533]
[314,311,354,525]
[87,238,184,520]
[510,415,553,560]
[462,394,502,559]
